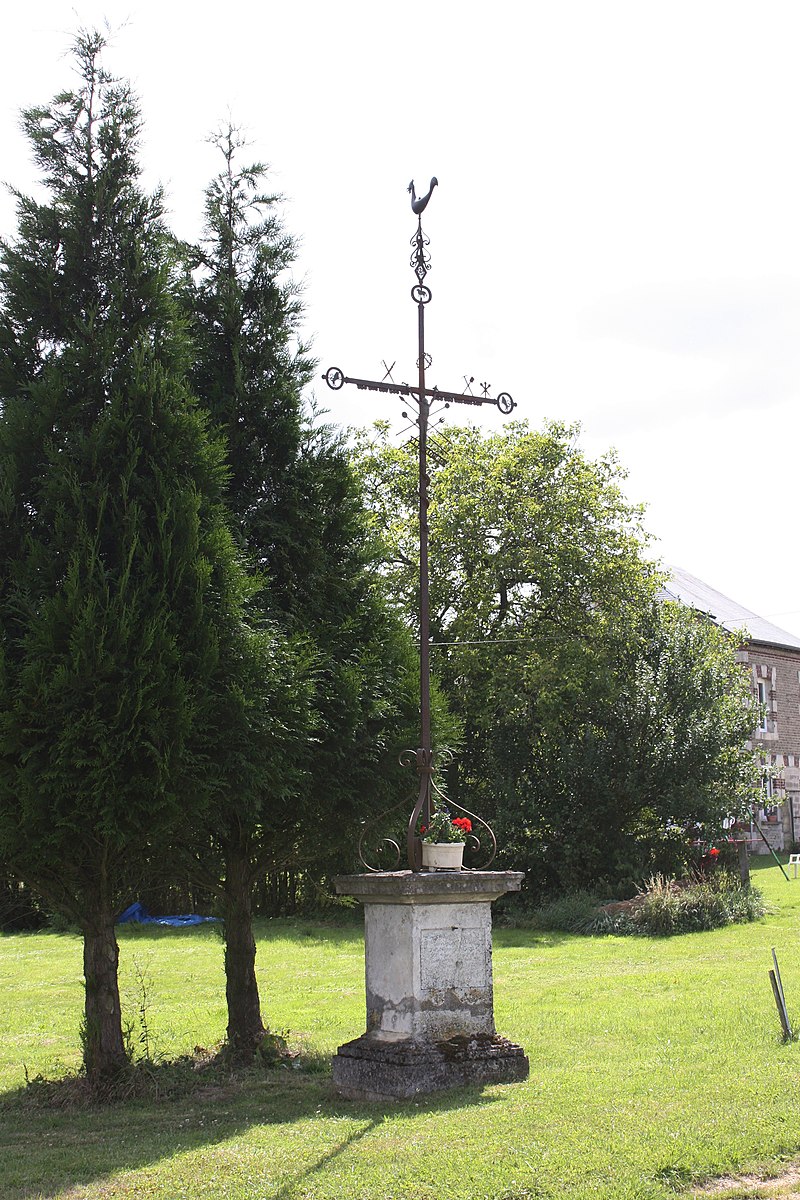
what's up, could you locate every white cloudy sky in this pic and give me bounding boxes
[3,1,800,633]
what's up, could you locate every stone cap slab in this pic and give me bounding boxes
[334,869,524,904]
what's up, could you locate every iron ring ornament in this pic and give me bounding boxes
[497,392,515,415]
[412,284,432,305]
[322,366,344,390]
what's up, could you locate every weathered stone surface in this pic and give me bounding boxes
[332,870,528,1099]
[332,1032,529,1102]
[419,925,489,993]
[334,870,524,904]
[362,897,496,1039]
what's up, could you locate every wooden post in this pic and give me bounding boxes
[769,968,792,1041]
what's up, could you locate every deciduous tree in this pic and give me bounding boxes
[354,420,760,894]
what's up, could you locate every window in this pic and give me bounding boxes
[760,776,779,823]
[757,680,769,732]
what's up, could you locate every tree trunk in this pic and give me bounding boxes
[82,906,128,1080]
[223,848,265,1060]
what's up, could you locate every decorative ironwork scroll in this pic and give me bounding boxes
[357,751,497,874]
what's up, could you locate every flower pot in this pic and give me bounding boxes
[421,841,464,871]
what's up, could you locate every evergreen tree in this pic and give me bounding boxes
[0,35,298,1079]
[186,129,421,1057]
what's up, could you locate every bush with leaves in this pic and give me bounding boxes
[523,876,766,937]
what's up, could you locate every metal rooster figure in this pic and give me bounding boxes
[323,178,517,872]
[408,176,438,215]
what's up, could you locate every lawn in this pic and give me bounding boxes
[1,860,799,1200]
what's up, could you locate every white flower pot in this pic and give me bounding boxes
[421,841,464,871]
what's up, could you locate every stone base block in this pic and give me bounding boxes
[332,1033,529,1102]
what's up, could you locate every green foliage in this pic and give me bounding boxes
[354,420,761,896]
[185,128,425,875]
[0,33,285,1077]
[420,805,469,844]
[182,129,429,1050]
[526,875,767,937]
[519,891,602,933]
[508,600,762,895]
[185,127,314,603]
[2,32,210,894]
[627,873,767,936]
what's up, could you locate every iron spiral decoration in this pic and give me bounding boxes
[356,794,407,873]
[357,747,497,873]
[410,221,431,290]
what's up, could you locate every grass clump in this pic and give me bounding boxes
[7,1030,318,1112]
[12,1054,226,1110]
[627,872,767,936]
[520,892,602,934]
[526,873,767,937]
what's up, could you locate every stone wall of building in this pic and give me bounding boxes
[739,643,800,852]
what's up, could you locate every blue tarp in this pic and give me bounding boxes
[117,901,219,927]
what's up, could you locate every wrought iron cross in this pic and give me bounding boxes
[323,178,516,871]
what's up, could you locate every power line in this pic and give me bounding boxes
[416,637,549,647]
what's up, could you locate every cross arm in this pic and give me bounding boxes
[323,367,515,415]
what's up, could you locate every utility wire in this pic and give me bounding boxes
[425,638,537,646]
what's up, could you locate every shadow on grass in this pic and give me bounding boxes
[494,928,575,949]
[254,917,364,946]
[0,1063,503,1199]
[115,916,365,949]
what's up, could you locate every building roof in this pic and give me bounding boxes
[660,566,800,652]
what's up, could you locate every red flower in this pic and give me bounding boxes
[452,817,473,834]
[709,847,720,859]
[419,824,427,835]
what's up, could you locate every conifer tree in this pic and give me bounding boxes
[186,129,420,1057]
[0,36,301,1080]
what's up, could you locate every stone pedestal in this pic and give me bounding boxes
[332,870,529,1101]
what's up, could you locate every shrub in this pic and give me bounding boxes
[525,874,767,937]
[627,874,766,936]
[524,892,601,933]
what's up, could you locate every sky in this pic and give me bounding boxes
[2,1,800,633]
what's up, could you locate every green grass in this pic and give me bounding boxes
[2,860,800,1199]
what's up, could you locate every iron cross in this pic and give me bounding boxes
[323,178,517,870]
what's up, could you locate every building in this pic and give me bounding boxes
[662,567,800,854]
